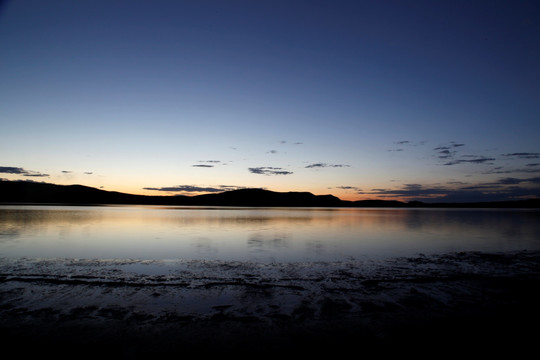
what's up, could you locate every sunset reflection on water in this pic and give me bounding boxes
[1,205,539,262]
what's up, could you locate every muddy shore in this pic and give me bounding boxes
[1,251,539,357]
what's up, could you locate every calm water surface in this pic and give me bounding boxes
[1,205,539,262]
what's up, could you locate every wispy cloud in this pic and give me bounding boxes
[435,142,465,149]
[395,140,428,146]
[502,152,540,159]
[494,176,540,185]
[443,156,496,166]
[428,142,499,166]
[62,170,93,175]
[336,186,361,190]
[0,166,49,177]
[358,178,540,202]
[432,142,466,161]
[192,160,222,168]
[279,140,303,145]
[249,167,293,175]
[483,166,540,174]
[305,163,350,169]
[388,140,427,152]
[143,185,247,193]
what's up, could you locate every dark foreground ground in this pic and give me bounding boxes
[1,251,539,358]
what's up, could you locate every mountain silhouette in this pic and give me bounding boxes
[0,180,345,207]
[193,188,344,207]
[1,180,538,208]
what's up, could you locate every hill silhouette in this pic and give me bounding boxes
[0,180,538,208]
[0,180,345,207]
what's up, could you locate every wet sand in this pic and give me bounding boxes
[1,251,539,357]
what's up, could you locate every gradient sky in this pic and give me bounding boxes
[1,0,539,202]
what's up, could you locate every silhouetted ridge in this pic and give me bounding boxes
[193,188,343,206]
[1,180,538,208]
[0,181,343,206]
[0,180,186,205]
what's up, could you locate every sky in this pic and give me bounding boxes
[1,0,539,202]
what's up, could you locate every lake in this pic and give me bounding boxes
[1,204,539,263]
[2,204,540,357]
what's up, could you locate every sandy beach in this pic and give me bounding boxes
[1,251,539,357]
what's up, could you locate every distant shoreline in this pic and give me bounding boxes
[1,180,539,208]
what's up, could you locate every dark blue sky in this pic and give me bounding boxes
[1,0,539,201]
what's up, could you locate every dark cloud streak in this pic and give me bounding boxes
[336,186,361,191]
[249,167,293,175]
[143,185,248,193]
[443,156,496,166]
[305,163,350,169]
[503,153,540,159]
[0,166,49,177]
[358,179,540,202]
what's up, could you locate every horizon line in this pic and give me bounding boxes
[1,179,539,207]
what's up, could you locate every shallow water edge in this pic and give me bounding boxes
[1,250,539,357]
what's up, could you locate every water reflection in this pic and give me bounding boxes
[0,205,539,262]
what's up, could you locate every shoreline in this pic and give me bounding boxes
[1,251,539,357]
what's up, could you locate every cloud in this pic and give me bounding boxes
[278,140,302,145]
[482,166,540,174]
[496,177,523,185]
[436,149,456,159]
[217,185,252,191]
[193,160,221,167]
[431,142,467,161]
[388,140,427,152]
[477,152,540,174]
[502,152,540,159]
[358,179,540,202]
[443,156,495,166]
[84,172,93,175]
[15,173,48,177]
[495,176,540,185]
[0,167,28,175]
[394,140,427,146]
[62,170,72,173]
[143,185,247,193]
[336,186,361,191]
[357,185,450,199]
[305,163,350,169]
[249,167,293,175]
[0,166,49,177]
[433,142,465,150]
